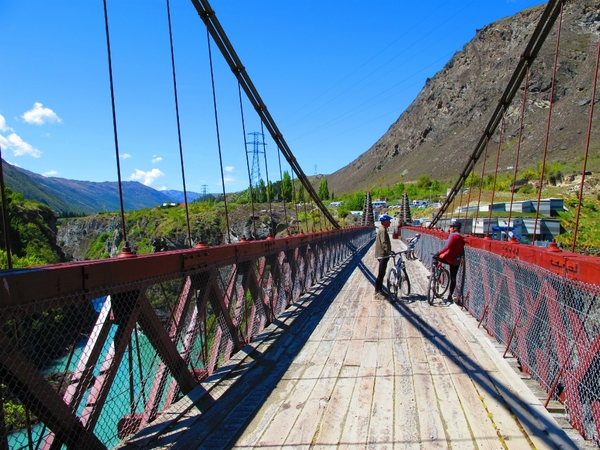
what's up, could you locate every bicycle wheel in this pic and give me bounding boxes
[434,267,450,297]
[386,267,398,301]
[399,268,411,296]
[427,268,435,305]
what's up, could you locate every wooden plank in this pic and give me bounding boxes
[408,307,453,450]
[315,365,359,446]
[444,355,503,449]
[367,331,396,446]
[440,309,530,449]
[340,365,375,448]
[369,373,394,447]
[283,366,339,446]
[392,311,420,450]
[365,308,382,341]
[453,306,575,449]
[233,361,307,447]
[255,369,320,447]
[361,340,379,376]
[404,312,428,365]
[412,361,447,448]
[427,354,476,450]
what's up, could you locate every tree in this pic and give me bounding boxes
[318,178,329,200]
[296,184,305,203]
[258,179,267,203]
[345,191,366,210]
[394,183,405,198]
[465,172,480,188]
[282,171,293,202]
[416,174,432,189]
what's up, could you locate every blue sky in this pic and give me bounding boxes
[0,0,544,194]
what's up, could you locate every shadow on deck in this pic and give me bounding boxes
[118,238,590,450]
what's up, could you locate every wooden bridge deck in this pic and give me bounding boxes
[121,236,589,450]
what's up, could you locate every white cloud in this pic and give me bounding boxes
[129,168,164,186]
[152,155,163,163]
[22,102,62,125]
[43,170,57,177]
[0,114,11,132]
[120,153,131,159]
[219,176,236,185]
[0,114,41,158]
[225,166,234,172]
[5,133,42,158]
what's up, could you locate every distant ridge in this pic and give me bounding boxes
[2,160,174,214]
[160,189,204,203]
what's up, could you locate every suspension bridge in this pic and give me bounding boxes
[1,0,600,448]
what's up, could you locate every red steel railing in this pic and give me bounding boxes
[0,227,372,449]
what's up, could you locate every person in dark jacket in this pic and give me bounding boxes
[374,214,392,299]
[434,220,465,303]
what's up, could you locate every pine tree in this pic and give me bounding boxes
[281,171,293,202]
[318,178,329,200]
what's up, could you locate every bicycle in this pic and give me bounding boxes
[386,251,411,301]
[404,236,420,260]
[405,245,417,260]
[427,254,450,305]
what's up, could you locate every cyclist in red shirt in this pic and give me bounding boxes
[434,220,464,303]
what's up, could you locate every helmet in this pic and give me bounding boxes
[449,220,462,229]
[415,233,421,237]
[379,214,393,222]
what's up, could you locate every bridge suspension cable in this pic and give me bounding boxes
[206,27,232,243]
[165,0,193,248]
[534,2,563,243]
[505,63,530,234]
[572,35,600,252]
[102,0,133,258]
[0,146,12,269]
[260,122,275,238]
[238,85,259,239]
[190,0,340,229]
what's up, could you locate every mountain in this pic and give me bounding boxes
[161,189,204,203]
[2,160,173,214]
[328,0,600,194]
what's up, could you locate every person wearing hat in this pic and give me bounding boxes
[434,220,465,303]
[374,214,393,299]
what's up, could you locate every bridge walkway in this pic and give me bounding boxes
[121,237,587,449]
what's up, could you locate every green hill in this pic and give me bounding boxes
[2,160,174,215]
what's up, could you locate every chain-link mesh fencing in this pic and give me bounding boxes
[403,227,600,444]
[0,227,372,449]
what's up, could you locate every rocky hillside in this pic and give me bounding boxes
[328,0,600,194]
[56,203,306,261]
